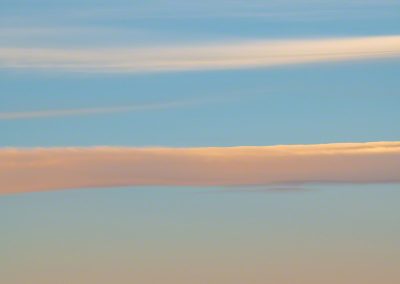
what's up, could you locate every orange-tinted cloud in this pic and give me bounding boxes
[1,141,399,195]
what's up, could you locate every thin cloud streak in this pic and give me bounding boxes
[0,101,194,120]
[1,36,400,73]
[1,142,399,195]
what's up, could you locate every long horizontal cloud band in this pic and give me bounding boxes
[1,36,400,72]
[1,142,399,194]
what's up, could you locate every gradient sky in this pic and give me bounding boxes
[1,0,400,283]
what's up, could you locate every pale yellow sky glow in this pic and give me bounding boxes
[1,141,399,194]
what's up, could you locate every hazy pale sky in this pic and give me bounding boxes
[1,0,400,283]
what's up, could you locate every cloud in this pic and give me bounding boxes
[0,101,194,120]
[1,36,400,73]
[1,141,399,195]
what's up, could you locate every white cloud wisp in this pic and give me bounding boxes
[1,36,399,73]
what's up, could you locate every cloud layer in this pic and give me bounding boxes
[1,141,399,194]
[1,36,400,72]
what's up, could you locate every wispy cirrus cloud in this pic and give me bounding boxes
[1,36,399,73]
[0,101,195,120]
[1,141,399,195]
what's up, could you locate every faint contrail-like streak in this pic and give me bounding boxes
[0,101,194,120]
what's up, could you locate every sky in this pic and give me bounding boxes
[1,0,400,283]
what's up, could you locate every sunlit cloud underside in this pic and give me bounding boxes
[1,141,399,194]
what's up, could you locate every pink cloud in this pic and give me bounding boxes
[1,141,399,195]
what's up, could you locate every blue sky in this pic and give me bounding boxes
[2,60,400,147]
[1,0,400,283]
